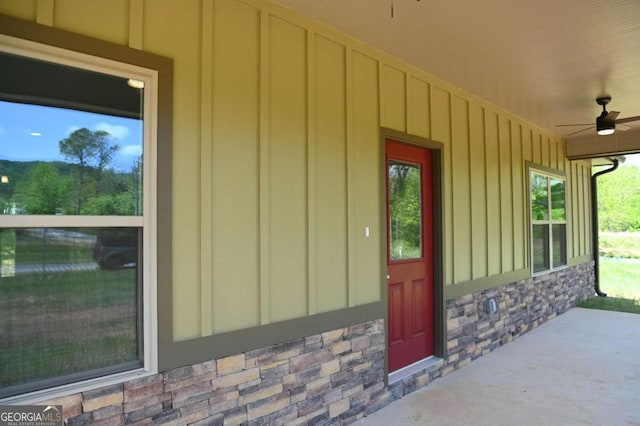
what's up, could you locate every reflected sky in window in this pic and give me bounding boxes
[0,100,142,172]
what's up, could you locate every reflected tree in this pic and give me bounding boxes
[389,163,421,259]
[59,128,119,214]
[21,164,70,214]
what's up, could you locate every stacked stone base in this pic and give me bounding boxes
[45,322,387,425]
[39,262,593,425]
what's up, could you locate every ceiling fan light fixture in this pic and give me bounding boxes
[596,113,615,135]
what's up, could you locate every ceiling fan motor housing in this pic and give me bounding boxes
[596,113,615,134]
[595,95,616,135]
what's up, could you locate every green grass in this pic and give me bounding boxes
[0,269,139,388]
[599,231,640,259]
[15,233,94,264]
[577,296,640,314]
[578,232,640,314]
[577,232,640,314]
[598,257,640,300]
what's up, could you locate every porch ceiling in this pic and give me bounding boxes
[272,0,640,142]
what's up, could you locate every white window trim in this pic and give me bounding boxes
[0,35,158,403]
[530,168,568,276]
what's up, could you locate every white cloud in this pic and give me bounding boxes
[95,122,130,139]
[66,125,81,135]
[120,145,142,157]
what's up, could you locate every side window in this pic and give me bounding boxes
[530,169,567,274]
[0,39,157,399]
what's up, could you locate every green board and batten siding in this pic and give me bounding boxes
[0,0,592,343]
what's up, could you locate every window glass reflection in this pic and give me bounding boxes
[552,224,567,267]
[389,162,422,260]
[550,178,565,221]
[0,227,140,395]
[530,173,549,220]
[532,224,550,273]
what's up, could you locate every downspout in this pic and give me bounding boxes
[591,158,619,297]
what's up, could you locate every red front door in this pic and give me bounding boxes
[386,139,434,372]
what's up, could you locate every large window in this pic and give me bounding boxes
[530,169,567,274]
[0,35,158,399]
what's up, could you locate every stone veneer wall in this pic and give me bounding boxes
[40,262,593,425]
[44,321,388,426]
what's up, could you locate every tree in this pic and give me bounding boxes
[59,128,119,213]
[597,165,640,232]
[95,139,120,196]
[22,163,70,214]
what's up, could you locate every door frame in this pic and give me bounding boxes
[380,128,446,383]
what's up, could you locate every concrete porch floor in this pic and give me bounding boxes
[356,308,640,425]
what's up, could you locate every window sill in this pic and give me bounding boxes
[531,263,569,277]
[0,368,155,405]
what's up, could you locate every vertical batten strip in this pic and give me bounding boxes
[446,92,453,285]
[346,48,356,306]
[496,117,502,274]
[511,123,524,270]
[378,62,385,129]
[307,31,317,315]
[508,120,516,271]
[199,0,214,336]
[466,101,473,279]
[571,162,580,257]
[128,0,144,49]
[36,0,54,26]
[404,73,410,133]
[482,108,490,276]
[583,165,590,255]
[259,10,271,324]
[522,125,530,267]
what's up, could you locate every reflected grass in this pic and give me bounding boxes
[0,268,138,389]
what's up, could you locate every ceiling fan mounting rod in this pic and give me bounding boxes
[596,95,611,108]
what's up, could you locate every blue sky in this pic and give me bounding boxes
[0,100,142,172]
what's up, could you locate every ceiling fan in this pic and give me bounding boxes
[557,95,640,137]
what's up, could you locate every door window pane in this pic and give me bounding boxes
[0,227,141,397]
[388,162,422,260]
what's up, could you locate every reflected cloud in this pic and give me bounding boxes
[66,125,81,135]
[95,122,130,139]
[120,145,142,157]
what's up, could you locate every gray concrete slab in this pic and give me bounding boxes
[356,308,640,426]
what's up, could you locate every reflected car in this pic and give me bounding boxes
[91,228,138,269]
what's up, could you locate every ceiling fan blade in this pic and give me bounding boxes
[616,115,640,124]
[605,111,620,122]
[556,123,593,127]
[566,126,595,136]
